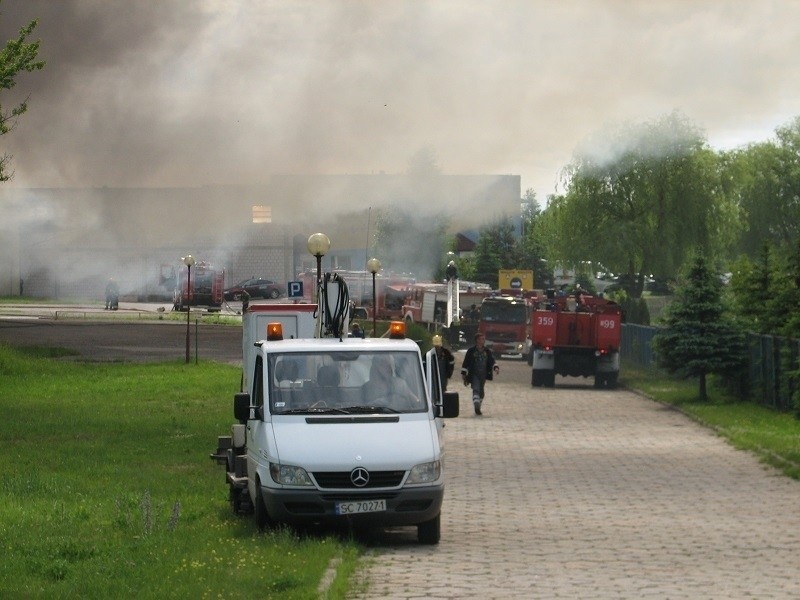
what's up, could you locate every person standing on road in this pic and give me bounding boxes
[461,332,499,415]
[432,334,455,391]
[105,278,119,310]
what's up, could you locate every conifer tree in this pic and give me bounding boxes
[653,254,746,400]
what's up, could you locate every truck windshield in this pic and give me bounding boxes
[268,351,427,415]
[480,301,528,324]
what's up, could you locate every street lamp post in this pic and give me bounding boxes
[367,257,381,337]
[306,233,331,302]
[182,254,195,363]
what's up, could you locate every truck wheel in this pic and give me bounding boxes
[230,486,243,514]
[527,351,533,366]
[254,478,275,531]
[545,371,556,388]
[594,374,605,388]
[417,514,440,544]
[531,370,540,387]
[607,372,619,389]
[226,452,242,514]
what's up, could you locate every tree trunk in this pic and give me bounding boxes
[698,372,708,401]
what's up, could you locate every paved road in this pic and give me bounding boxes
[0,312,242,365]
[3,312,799,598]
[351,359,800,599]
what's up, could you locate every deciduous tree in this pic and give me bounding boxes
[549,112,727,297]
[733,117,800,257]
[0,16,45,182]
[473,219,520,288]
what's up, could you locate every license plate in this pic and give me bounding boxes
[335,499,387,515]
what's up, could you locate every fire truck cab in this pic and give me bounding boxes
[478,293,533,360]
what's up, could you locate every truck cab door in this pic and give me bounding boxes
[425,348,444,411]
[425,348,459,419]
[243,355,270,499]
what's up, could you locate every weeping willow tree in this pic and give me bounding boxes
[542,112,737,298]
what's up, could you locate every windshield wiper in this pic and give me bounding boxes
[278,407,349,415]
[338,405,401,414]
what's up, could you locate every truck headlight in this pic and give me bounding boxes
[407,460,441,484]
[269,462,313,486]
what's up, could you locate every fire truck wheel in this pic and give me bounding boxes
[607,372,618,389]
[531,371,542,387]
[526,351,533,366]
[545,371,556,387]
[594,374,605,388]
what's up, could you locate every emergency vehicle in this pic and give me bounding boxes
[211,269,459,544]
[478,293,534,360]
[173,260,224,312]
[529,291,622,388]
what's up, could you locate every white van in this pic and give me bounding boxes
[216,319,459,544]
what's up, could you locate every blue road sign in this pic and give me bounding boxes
[288,281,303,298]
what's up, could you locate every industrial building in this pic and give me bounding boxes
[0,173,520,300]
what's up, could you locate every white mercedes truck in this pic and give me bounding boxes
[211,271,459,544]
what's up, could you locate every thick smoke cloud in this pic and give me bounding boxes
[1,0,799,202]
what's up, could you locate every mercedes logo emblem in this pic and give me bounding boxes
[350,467,370,487]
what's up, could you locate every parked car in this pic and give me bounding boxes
[603,274,655,295]
[224,278,283,301]
[350,305,369,321]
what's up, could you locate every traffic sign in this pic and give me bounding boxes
[288,281,303,298]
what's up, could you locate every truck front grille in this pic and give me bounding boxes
[313,470,405,489]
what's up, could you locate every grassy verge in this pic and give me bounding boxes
[621,365,800,480]
[0,344,361,599]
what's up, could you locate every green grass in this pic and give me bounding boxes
[0,344,360,599]
[621,365,800,479]
[0,296,91,304]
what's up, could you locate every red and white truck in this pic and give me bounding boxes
[297,269,415,321]
[529,293,622,388]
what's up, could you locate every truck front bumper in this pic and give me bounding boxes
[487,341,526,357]
[261,483,444,526]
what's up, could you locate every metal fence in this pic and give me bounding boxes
[620,323,800,410]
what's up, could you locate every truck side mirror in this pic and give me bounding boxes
[233,392,252,423]
[440,391,459,418]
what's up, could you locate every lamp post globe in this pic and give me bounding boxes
[307,233,330,300]
[367,257,381,337]
[367,257,381,274]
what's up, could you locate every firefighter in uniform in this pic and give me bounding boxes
[432,334,455,391]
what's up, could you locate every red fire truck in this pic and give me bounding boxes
[478,294,534,360]
[173,261,225,312]
[529,292,622,388]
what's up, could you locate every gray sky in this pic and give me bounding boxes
[2,0,799,203]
